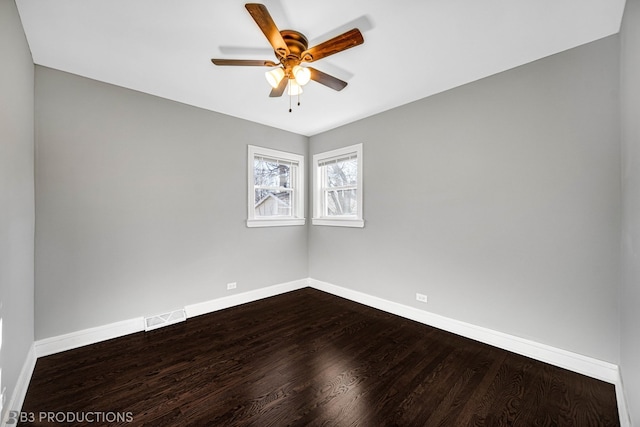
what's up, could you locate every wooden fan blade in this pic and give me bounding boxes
[211,58,277,67]
[301,28,364,63]
[309,68,348,91]
[245,4,289,57]
[269,77,289,97]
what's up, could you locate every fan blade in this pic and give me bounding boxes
[245,4,289,57]
[309,68,348,91]
[269,77,289,97]
[301,28,364,62]
[211,58,277,67]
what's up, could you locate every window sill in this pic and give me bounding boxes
[247,218,306,228]
[312,218,364,228]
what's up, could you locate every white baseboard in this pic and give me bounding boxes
[308,279,619,383]
[2,343,36,427]
[32,278,622,383]
[35,317,145,358]
[184,278,308,318]
[33,279,309,359]
[616,370,632,427]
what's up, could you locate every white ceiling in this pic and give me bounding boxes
[16,0,626,136]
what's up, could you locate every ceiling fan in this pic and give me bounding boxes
[211,3,364,107]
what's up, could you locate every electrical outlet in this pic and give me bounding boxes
[416,293,428,303]
[227,282,237,290]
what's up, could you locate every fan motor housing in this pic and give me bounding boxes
[280,30,308,60]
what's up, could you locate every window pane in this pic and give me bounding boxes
[325,158,357,188]
[254,158,292,188]
[255,189,292,217]
[325,189,357,216]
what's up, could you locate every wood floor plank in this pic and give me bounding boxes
[19,288,619,426]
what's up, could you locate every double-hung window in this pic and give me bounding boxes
[312,143,364,227]
[247,145,305,228]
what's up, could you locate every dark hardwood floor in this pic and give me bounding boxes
[20,288,619,426]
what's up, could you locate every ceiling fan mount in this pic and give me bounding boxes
[211,3,365,101]
[278,30,308,61]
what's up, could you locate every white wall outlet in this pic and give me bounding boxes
[227,282,237,290]
[416,293,428,303]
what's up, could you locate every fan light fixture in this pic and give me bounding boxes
[287,79,303,96]
[265,66,310,89]
[292,65,310,85]
[265,68,285,88]
[265,65,309,111]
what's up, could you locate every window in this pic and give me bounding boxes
[247,146,305,227]
[312,143,364,227]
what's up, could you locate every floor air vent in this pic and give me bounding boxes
[144,309,186,331]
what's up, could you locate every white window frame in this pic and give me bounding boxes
[247,145,305,228]
[312,143,364,228]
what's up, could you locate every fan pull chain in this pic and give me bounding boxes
[286,80,302,112]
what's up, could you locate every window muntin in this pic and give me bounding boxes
[313,144,363,227]
[248,146,304,227]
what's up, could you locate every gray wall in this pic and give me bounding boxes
[0,0,35,420]
[309,36,621,363]
[621,0,640,423]
[34,68,308,339]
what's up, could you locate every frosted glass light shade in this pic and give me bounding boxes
[265,68,285,88]
[293,65,311,85]
[287,79,303,96]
